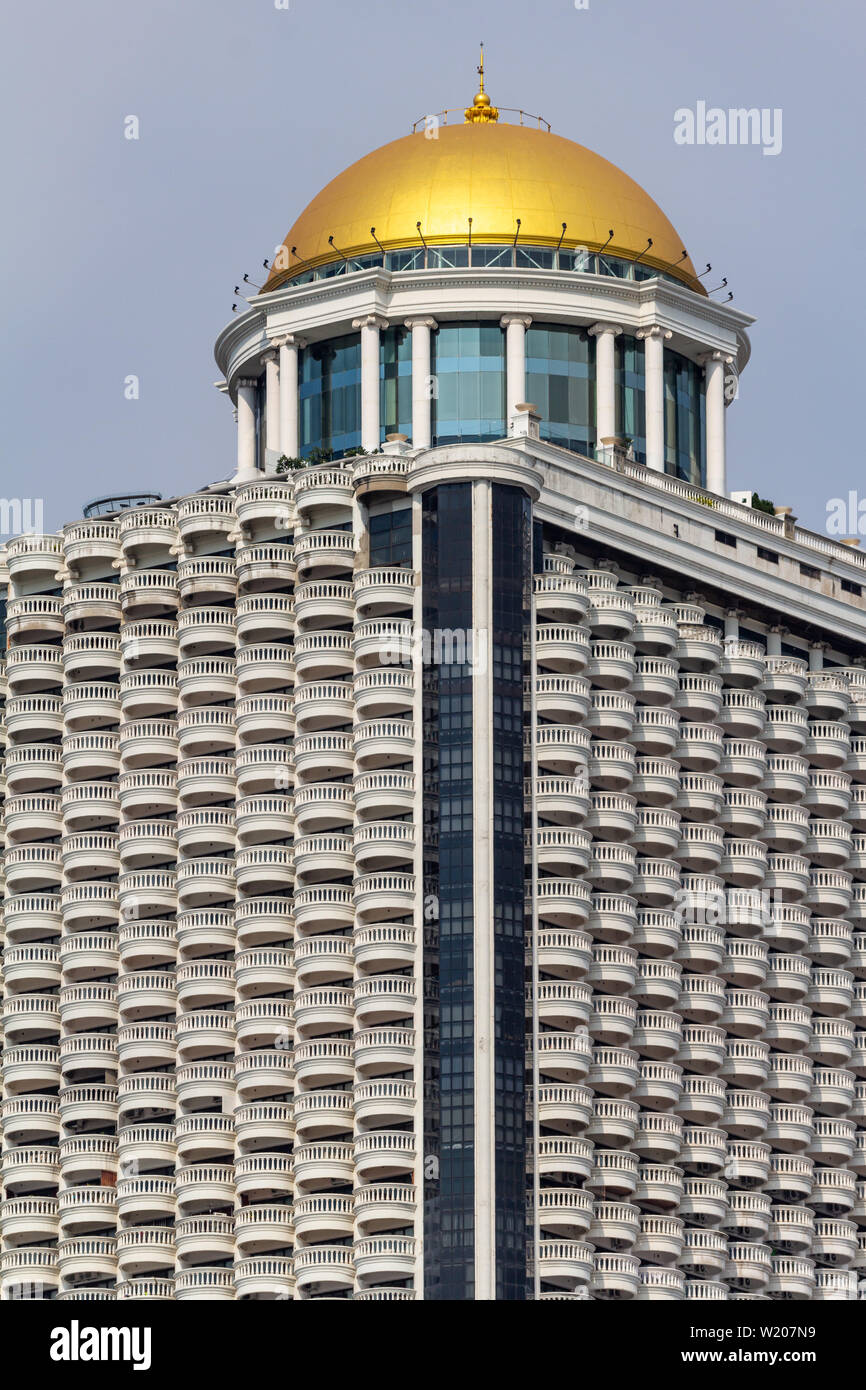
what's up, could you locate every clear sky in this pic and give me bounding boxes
[3,0,864,533]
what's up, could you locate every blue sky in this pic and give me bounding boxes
[3,0,864,531]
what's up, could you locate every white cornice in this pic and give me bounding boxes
[214,265,753,390]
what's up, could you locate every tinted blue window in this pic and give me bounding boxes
[526,323,595,457]
[299,334,362,458]
[431,322,506,445]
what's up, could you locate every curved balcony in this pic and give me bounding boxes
[292,831,351,881]
[116,1073,175,1123]
[353,974,415,1027]
[235,594,293,645]
[807,1165,856,1215]
[174,1062,235,1113]
[116,1227,175,1278]
[235,844,293,895]
[631,757,680,807]
[174,1163,236,1217]
[62,730,120,781]
[293,529,354,579]
[585,1149,639,1199]
[234,998,291,1050]
[353,1129,415,1181]
[808,919,853,970]
[675,624,722,674]
[587,843,636,893]
[161,809,228,863]
[120,618,178,669]
[1,1247,60,1299]
[235,542,294,594]
[535,623,590,675]
[234,644,291,695]
[3,991,61,1044]
[177,705,237,758]
[174,1011,236,1063]
[56,1184,117,1238]
[177,555,237,604]
[119,669,178,721]
[177,655,237,704]
[174,1268,235,1300]
[293,935,351,988]
[6,694,64,744]
[119,567,179,617]
[675,1074,725,1126]
[721,939,768,991]
[5,643,64,694]
[116,1022,175,1072]
[119,718,181,775]
[177,606,236,659]
[353,923,416,975]
[353,1027,415,1078]
[2,1095,61,1144]
[633,1061,682,1112]
[174,907,236,957]
[630,908,679,959]
[5,742,63,793]
[718,638,765,689]
[3,1041,61,1096]
[62,631,121,682]
[293,884,354,933]
[533,569,589,624]
[354,1078,415,1129]
[116,969,177,1022]
[635,1266,685,1299]
[234,479,293,534]
[806,868,853,917]
[718,688,766,741]
[118,505,177,557]
[674,723,724,775]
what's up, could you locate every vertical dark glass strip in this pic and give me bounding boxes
[492,485,531,1299]
[423,483,475,1299]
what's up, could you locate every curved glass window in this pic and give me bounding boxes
[664,352,705,485]
[278,245,691,291]
[380,326,412,441]
[431,322,505,445]
[526,323,595,456]
[615,334,646,464]
[299,334,361,458]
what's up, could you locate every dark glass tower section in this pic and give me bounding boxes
[491,485,531,1299]
[422,484,475,1299]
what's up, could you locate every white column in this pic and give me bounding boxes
[701,350,729,496]
[405,316,437,449]
[353,314,388,453]
[589,322,622,450]
[471,477,496,1301]
[500,315,532,421]
[263,350,280,467]
[724,610,740,642]
[810,643,826,672]
[637,325,671,472]
[276,334,304,461]
[767,626,784,657]
[235,377,258,481]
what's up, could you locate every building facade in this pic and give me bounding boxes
[2,77,866,1302]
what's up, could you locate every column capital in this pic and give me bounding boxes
[352,314,389,331]
[636,325,672,341]
[500,314,532,329]
[260,348,279,365]
[698,349,735,368]
[404,316,438,331]
[588,321,623,338]
[268,333,306,350]
[236,376,258,391]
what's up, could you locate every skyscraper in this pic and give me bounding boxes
[2,64,865,1302]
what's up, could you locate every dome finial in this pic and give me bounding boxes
[465,42,499,123]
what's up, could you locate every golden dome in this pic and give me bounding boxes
[263,120,703,295]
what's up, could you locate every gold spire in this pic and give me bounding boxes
[464,43,499,123]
